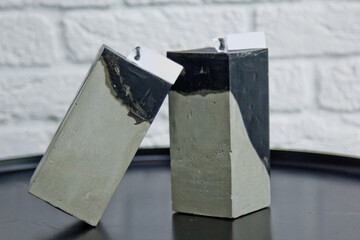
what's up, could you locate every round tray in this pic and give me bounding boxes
[0,150,359,240]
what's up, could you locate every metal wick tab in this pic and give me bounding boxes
[218,38,225,51]
[134,46,141,61]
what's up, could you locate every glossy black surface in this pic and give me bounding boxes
[1,154,360,240]
[167,48,269,171]
[101,46,171,124]
[167,49,229,94]
[229,50,269,170]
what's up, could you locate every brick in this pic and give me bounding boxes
[256,3,360,57]
[64,12,118,62]
[208,0,268,2]
[0,72,85,123]
[270,113,360,156]
[270,60,313,112]
[64,7,250,62]
[32,0,114,8]
[270,114,303,148]
[0,14,54,66]
[342,113,360,127]
[0,122,58,159]
[317,58,360,111]
[0,0,24,8]
[125,0,200,6]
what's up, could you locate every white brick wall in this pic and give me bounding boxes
[0,1,359,158]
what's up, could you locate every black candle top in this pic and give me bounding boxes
[101,46,172,124]
[167,47,268,95]
[167,47,269,171]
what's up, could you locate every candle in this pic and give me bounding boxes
[29,45,182,226]
[168,46,270,218]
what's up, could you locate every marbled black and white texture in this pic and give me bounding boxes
[29,45,172,226]
[168,48,270,218]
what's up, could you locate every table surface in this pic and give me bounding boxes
[1,153,360,240]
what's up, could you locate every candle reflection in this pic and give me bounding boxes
[172,208,271,240]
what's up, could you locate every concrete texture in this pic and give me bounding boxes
[169,91,270,218]
[170,91,232,217]
[0,1,360,158]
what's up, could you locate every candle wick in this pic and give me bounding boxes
[134,46,141,61]
[219,38,225,51]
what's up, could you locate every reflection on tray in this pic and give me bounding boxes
[172,208,271,240]
[42,222,110,240]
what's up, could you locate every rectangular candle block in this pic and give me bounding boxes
[167,48,270,218]
[29,45,175,226]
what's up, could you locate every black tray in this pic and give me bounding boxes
[1,149,360,240]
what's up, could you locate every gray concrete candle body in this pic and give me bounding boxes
[167,48,270,218]
[29,45,173,226]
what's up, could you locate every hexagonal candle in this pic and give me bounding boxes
[168,47,270,218]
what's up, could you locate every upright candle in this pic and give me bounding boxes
[167,47,270,218]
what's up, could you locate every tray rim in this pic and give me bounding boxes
[0,148,359,174]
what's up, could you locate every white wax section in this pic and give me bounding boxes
[213,32,266,52]
[127,46,183,85]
